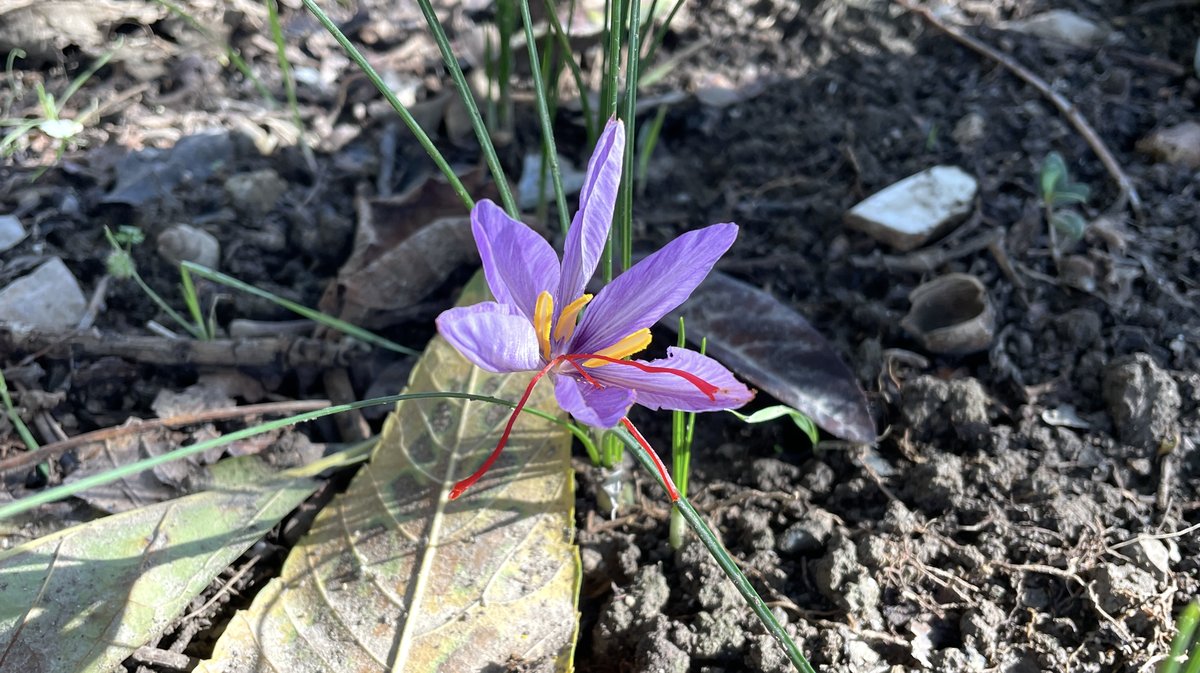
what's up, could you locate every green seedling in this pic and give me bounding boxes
[179,262,420,356]
[105,226,212,340]
[1,45,117,175]
[0,369,48,481]
[1039,151,1092,263]
[636,103,668,197]
[1161,601,1200,673]
[729,405,820,446]
[669,317,700,549]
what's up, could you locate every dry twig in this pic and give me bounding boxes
[894,0,1143,219]
[0,399,330,475]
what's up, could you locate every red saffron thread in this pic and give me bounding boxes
[450,352,718,500]
[448,358,558,500]
[563,353,719,399]
[620,418,680,501]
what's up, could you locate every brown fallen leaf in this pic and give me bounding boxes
[326,173,501,329]
[664,271,876,444]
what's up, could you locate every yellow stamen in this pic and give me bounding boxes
[553,293,593,342]
[584,328,652,367]
[534,291,554,359]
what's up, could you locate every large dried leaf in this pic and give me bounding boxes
[197,276,578,673]
[666,271,876,443]
[0,474,315,673]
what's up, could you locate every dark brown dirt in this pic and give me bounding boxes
[2,0,1198,671]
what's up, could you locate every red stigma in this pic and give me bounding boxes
[564,353,719,400]
[621,418,679,501]
[449,358,558,500]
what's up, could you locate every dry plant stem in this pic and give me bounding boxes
[1,328,371,369]
[0,399,330,476]
[323,368,370,442]
[130,647,194,672]
[895,0,1143,219]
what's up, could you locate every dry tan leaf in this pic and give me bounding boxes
[197,274,579,672]
[0,475,315,673]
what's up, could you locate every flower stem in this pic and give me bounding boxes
[614,421,816,673]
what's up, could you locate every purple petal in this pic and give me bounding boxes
[436,302,543,373]
[553,375,635,428]
[571,223,738,354]
[557,119,624,305]
[590,347,754,412]
[472,199,560,319]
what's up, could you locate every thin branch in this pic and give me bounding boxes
[894,0,1143,219]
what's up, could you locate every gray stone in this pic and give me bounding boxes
[845,166,977,251]
[225,168,288,218]
[0,214,26,252]
[0,258,86,330]
[844,638,882,669]
[1137,122,1200,169]
[778,511,836,555]
[1103,353,1181,450]
[1009,10,1109,48]
[157,224,220,268]
[952,112,986,146]
[1129,538,1171,581]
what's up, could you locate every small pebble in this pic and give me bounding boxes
[0,258,87,330]
[0,214,27,253]
[1008,10,1109,48]
[845,166,977,251]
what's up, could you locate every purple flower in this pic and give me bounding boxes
[436,118,753,498]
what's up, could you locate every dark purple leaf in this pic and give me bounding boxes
[663,272,875,443]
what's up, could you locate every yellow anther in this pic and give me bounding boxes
[584,328,652,367]
[553,293,593,342]
[533,291,554,359]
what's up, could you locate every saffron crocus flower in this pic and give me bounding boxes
[436,119,753,499]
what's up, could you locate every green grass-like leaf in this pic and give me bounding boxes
[730,405,820,446]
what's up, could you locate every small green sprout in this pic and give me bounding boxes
[1161,600,1200,673]
[729,405,820,446]
[1039,151,1092,261]
[0,44,118,174]
[669,316,700,549]
[103,226,211,340]
[0,369,48,481]
[636,104,669,197]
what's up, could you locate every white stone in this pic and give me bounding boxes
[1009,10,1109,49]
[0,258,87,330]
[1130,538,1171,581]
[845,166,977,251]
[0,215,26,253]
